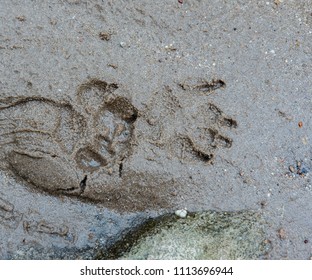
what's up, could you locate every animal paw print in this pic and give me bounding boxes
[170,102,237,163]
[145,82,237,164]
[0,195,22,229]
[0,77,237,211]
[0,79,138,198]
[23,219,76,243]
[74,80,138,172]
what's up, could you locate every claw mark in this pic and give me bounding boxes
[146,79,237,166]
[0,197,14,212]
[0,196,23,229]
[195,79,226,92]
[220,117,238,128]
[179,78,226,93]
[119,161,123,178]
[23,220,76,243]
[79,175,87,193]
[170,135,214,164]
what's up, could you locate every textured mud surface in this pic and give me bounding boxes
[0,78,236,211]
[1,0,312,259]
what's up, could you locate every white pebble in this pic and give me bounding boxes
[175,209,188,218]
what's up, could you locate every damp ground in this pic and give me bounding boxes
[0,0,312,259]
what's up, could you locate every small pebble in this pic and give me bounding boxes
[16,15,26,22]
[289,165,296,173]
[278,228,286,240]
[107,168,113,175]
[274,0,283,5]
[147,118,157,125]
[175,209,187,218]
[120,42,127,48]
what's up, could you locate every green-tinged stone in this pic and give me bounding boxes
[102,211,271,260]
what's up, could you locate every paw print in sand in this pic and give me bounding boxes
[0,78,238,212]
[144,80,237,164]
[74,80,138,173]
[0,79,138,205]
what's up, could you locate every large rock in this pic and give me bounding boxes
[102,211,271,260]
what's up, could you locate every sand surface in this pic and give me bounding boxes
[0,0,311,259]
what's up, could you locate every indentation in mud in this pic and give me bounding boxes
[1,78,237,211]
[0,79,144,210]
[118,161,123,178]
[145,88,237,165]
[7,151,80,195]
[0,196,23,229]
[179,78,226,93]
[220,117,238,128]
[23,220,76,243]
[193,127,233,149]
[196,79,226,92]
[170,135,214,164]
[75,147,107,172]
[79,175,87,193]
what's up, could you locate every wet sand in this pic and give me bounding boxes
[0,0,311,259]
